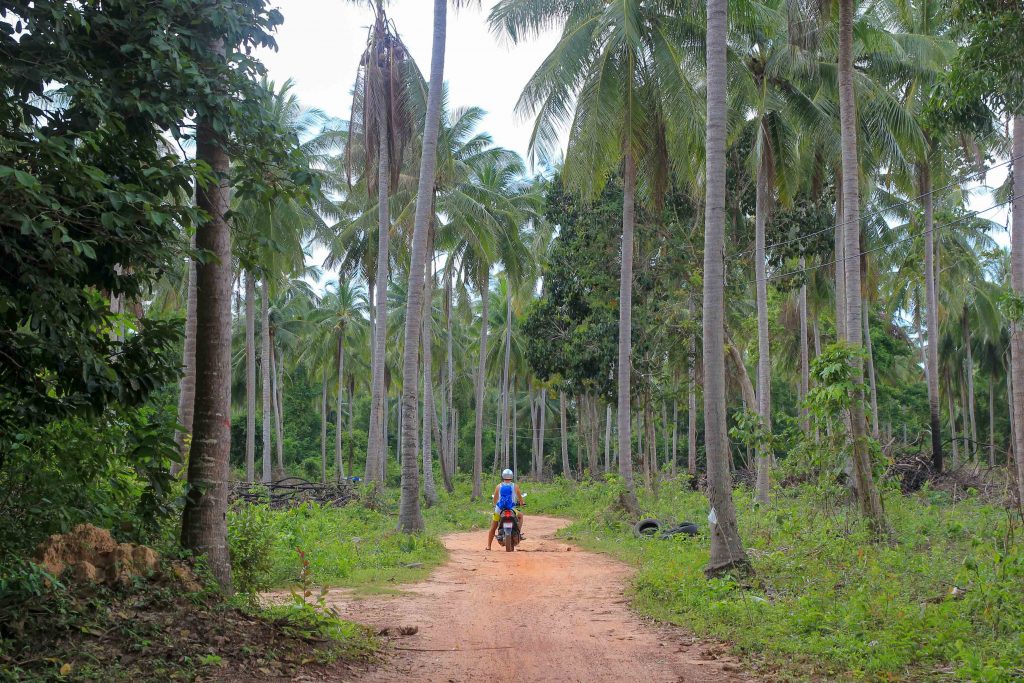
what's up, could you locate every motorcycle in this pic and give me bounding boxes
[495,494,526,552]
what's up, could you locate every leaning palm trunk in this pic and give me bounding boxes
[261,279,272,483]
[365,87,392,486]
[172,248,198,477]
[921,164,944,472]
[244,271,256,483]
[335,334,346,482]
[616,148,640,514]
[754,129,772,505]
[1012,115,1024,505]
[180,42,232,591]
[704,0,749,575]
[839,0,890,538]
[472,279,489,500]
[396,0,447,532]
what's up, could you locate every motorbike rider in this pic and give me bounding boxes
[486,469,524,550]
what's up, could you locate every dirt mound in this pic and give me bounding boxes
[35,524,162,586]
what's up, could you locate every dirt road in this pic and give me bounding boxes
[334,516,751,683]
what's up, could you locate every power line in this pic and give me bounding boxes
[728,152,1023,260]
[741,196,1013,286]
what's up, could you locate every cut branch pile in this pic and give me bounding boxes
[229,477,357,509]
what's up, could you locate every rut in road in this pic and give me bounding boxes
[335,515,753,683]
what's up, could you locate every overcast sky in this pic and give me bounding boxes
[257,0,558,164]
[255,0,1010,284]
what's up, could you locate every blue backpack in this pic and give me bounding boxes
[497,482,516,510]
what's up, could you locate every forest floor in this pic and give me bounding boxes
[326,515,752,683]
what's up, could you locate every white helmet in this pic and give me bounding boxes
[501,468,514,480]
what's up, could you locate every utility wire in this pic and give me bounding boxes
[729,152,1024,260]
[741,197,1013,286]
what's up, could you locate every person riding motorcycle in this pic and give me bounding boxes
[486,469,524,550]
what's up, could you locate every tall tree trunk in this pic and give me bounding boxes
[689,298,698,479]
[864,305,880,438]
[245,270,256,483]
[754,125,772,505]
[420,228,438,507]
[440,269,452,480]
[586,394,599,475]
[617,148,640,513]
[335,334,346,482]
[840,0,889,537]
[921,164,944,472]
[261,279,272,483]
[270,341,284,476]
[320,376,328,483]
[348,374,356,479]
[512,384,519,476]
[560,390,571,479]
[948,371,960,465]
[960,365,971,461]
[606,404,613,474]
[799,259,810,432]
[671,400,678,476]
[538,388,547,479]
[963,310,978,461]
[704,0,749,574]
[472,278,489,499]
[365,73,393,486]
[181,40,232,590]
[1013,116,1024,504]
[989,379,996,467]
[834,169,847,342]
[172,246,198,477]
[500,284,513,469]
[661,401,670,478]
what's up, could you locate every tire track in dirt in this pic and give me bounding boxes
[332,515,754,683]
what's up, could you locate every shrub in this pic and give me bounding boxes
[227,499,275,597]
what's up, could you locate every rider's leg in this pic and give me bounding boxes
[517,511,524,536]
[486,518,498,549]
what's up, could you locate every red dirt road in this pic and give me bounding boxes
[334,516,752,683]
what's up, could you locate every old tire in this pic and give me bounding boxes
[632,518,661,538]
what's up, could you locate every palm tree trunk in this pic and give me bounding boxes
[172,246,198,477]
[864,305,880,439]
[560,390,570,479]
[989,379,996,467]
[180,42,232,590]
[420,229,438,507]
[671,400,678,476]
[538,388,547,479]
[440,269,452,479]
[261,279,272,483]
[606,403,613,474]
[963,310,978,461]
[320,375,328,484]
[347,374,355,479]
[472,278,489,500]
[754,125,772,505]
[704,0,749,575]
[617,147,640,513]
[335,334,345,482]
[921,164,944,472]
[245,270,256,483]
[948,371,960,465]
[799,258,810,432]
[500,284,513,469]
[960,365,971,461]
[661,401,670,479]
[271,343,285,476]
[512,384,518,476]
[834,169,846,341]
[365,83,392,487]
[688,297,698,479]
[840,0,889,537]
[1012,115,1024,503]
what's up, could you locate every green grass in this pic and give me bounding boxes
[235,475,1024,681]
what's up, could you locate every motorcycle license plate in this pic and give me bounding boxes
[503,523,513,530]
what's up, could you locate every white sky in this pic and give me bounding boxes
[257,0,558,164]
[256,0,1010,288]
